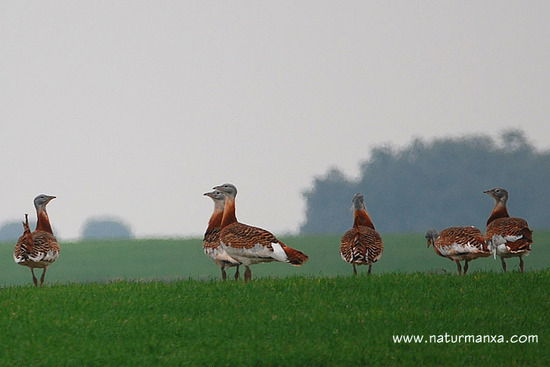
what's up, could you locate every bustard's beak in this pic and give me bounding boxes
[483,190,491,194]
[204,192,214,198]
[47,195,56,202]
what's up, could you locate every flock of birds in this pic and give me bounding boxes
[425,188,533,275]
[12,184,534,286]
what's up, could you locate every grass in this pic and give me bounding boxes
[0,233,548,366]
[0,273,548,366]
[1,231,549,286]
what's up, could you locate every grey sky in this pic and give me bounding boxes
[1,1,548,239]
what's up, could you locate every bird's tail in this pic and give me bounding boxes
[20,213,33,253]
[282,245,309,266]
[22,214,30,234]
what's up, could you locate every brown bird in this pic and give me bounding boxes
[214,183,308,282]
[340,193,383,275]
[13,194,60,286]
[425,227,491,275]
[203,190,240,280]
[484,188,533,272]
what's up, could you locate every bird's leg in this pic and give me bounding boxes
[519,256,525,273]
[30,268,38,287]
[221,266,227,281]
[500,257,507,272]
[352,264,357,276]
[463,260,469,275]
[234,265,240,281]
[244,266,252,282]
[368,264,372,275]
[455,260,462,275]
[40,267,47,287]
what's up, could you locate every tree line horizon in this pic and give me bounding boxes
[0,217,133,241]
[2,129,547,240]
[300,129,549,234]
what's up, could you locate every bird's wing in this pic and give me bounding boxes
[436,227,489,256]
[487,218,532,253]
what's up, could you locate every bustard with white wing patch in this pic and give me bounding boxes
[340,193,383,275]
[484,188,533,272]
[13,194,60,286]
[215,183,308,282]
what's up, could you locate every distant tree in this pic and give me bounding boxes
[0,219,61,242]
[81,217,133,240]
[301,129,550,234]
[300,168,356,234]
[0,220,35,242]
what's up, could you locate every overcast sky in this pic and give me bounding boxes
[1,1,548,239]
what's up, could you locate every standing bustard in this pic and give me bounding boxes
[425,227,491,275]
[214,183,308,282]
[203,190,240,280]
[13,194,59,286]
[340,193,383,275]
[484,188,533,272]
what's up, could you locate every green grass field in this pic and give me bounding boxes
[1,231,549,285]
[0,233,548,366]
[0,273,548,366]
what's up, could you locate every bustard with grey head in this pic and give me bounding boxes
[214,183,308,282]
[13,194,60,286]
[484,188,533,273]
[425,226,490,275]
[340,193,383,275]
[203,189,240,280]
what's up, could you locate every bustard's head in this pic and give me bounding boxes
[204,190,225,208]
[352,193,366,211]
[34,194,56,210]
[204,190,225,201]
[213,183,237,198]
[425,229,439,248]
[483,187,508,204]
[204,190,226,210]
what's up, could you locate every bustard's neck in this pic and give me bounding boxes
[486,201,510,226]
[220,197,238,228]
[36,207,54,234]
[206,208,224,232]
[353,209,375,230]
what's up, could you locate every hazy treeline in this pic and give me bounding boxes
[80,217,133,240]
[0,216,133,241]
[300,130,550,234]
